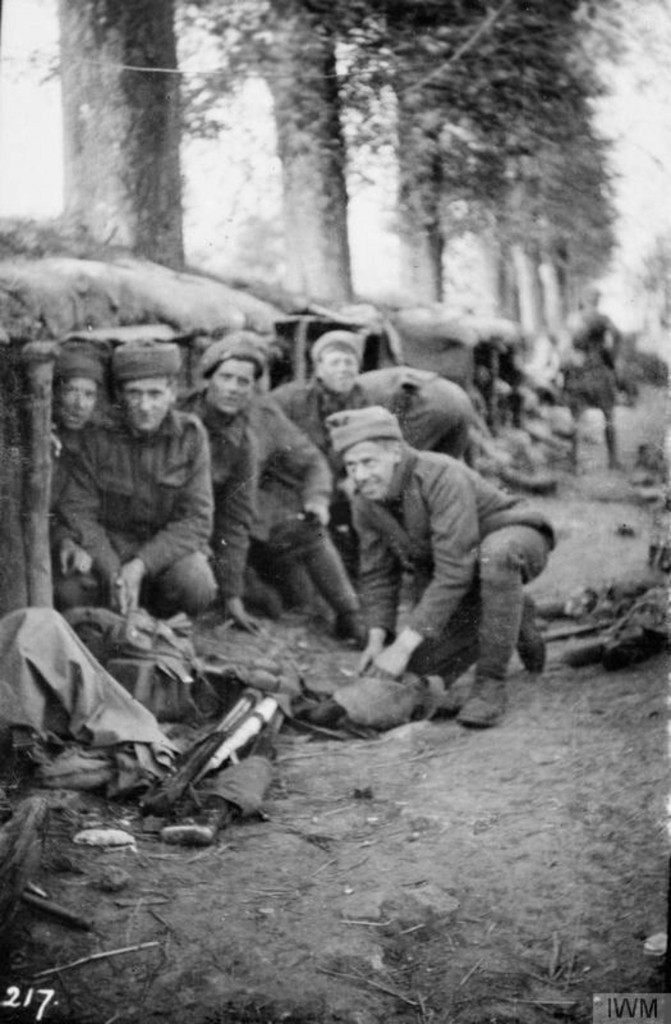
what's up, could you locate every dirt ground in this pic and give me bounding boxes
[1,386,669,1024]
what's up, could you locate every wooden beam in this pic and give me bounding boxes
[22,341,57,607]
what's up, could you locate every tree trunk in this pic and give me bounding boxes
[269,2,352,304]
[396,95,444,304]
[58,0,184,267]
[539,257,565,337]
[511,243,544,335]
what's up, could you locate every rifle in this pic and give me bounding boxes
[140,691,258,817]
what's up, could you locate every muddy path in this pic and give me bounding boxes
[1,387,668,1024]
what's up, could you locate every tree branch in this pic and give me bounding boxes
[401,0,515,96]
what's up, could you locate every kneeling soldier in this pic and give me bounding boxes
[57,340,217,618]
[327,407,554,727]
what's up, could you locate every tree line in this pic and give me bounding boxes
[57,0,620,331]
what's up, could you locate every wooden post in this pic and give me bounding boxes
[294,318,310,383]
[0,348,29,614]
[21,342,57,607]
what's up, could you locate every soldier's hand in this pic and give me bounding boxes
[303,499,330,527]
[60,538,93,576]
[358,627,386,675]
[114,558,145,615]
[226,597,262,634]
[369,627,423,679]
[371,643,409,679]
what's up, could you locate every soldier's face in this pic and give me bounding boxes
[58,376,98,431]
[122,377,176,434]
[316,349,359,394]
[207,359,256,415]
[344,440,402,500]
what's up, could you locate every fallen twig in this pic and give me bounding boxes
[317,967,419,1008]
[549,931,561,979]
[342,917,394,928]
[31,940,160,980]
[458,957,484,988]
[310,857,339,878]
[544,622,606,642]
[21,891,91,931]
[501,997,577,1008]
[147,907,173,932]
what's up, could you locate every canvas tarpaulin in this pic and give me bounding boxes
[0,608,176,792]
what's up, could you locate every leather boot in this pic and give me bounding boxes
[457,676,507,728]
[301,535,366,645]
[517,595,546,673]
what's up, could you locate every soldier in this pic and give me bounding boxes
[272,330,476,574]
[50,344,107,584]
[56,340,217,618]
[196,334,365,643]
[272,330,476,469]
[564,288,622,471]
[182,335,262,633]
[326,407,554,728]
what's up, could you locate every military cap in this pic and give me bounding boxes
[199,332,267,380]
[327,406,403,454]
[56,345,106,386]
[112,341,181,382]
[311,330,363,366]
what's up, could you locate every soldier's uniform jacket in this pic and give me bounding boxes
[272,367,475,475]
[60,408,214,583]
[352,446,554,641]
[248,396,332,541]
[50,410,113,552]
[271,377,369,473]
[182,391,258,602]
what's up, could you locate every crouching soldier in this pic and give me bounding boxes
[56,341,217,618]
[50,344,107,588]
[195,334,365,643]
[325,407,555,728]
[272,331,476,574]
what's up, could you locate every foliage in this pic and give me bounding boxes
[179,0,619,285]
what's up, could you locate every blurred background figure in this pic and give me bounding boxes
[563,288,623,471]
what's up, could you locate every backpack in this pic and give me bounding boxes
[63,607,209,721]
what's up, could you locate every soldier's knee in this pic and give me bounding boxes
[53,572,101,612]
[479,527,550,584]
[156,553,217,616]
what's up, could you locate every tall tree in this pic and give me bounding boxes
[269,1,353,302]
[59,0,184,267]
[182,0,353,302]
[343,0,617,312]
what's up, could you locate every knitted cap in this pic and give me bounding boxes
[327,406,403,454]
[199,332,267,380]
[56,345,105,386]
[311,330,363,366]
[112,341,181,382]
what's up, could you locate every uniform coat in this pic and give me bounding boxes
[352,446,554,640]
[183,391,257,602]
[272,367,475,476]
[60,409,214,586]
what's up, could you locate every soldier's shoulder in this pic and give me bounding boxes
[270,379,312,406]
[172,408,209,442]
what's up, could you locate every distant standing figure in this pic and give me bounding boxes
[564,289,622,470]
